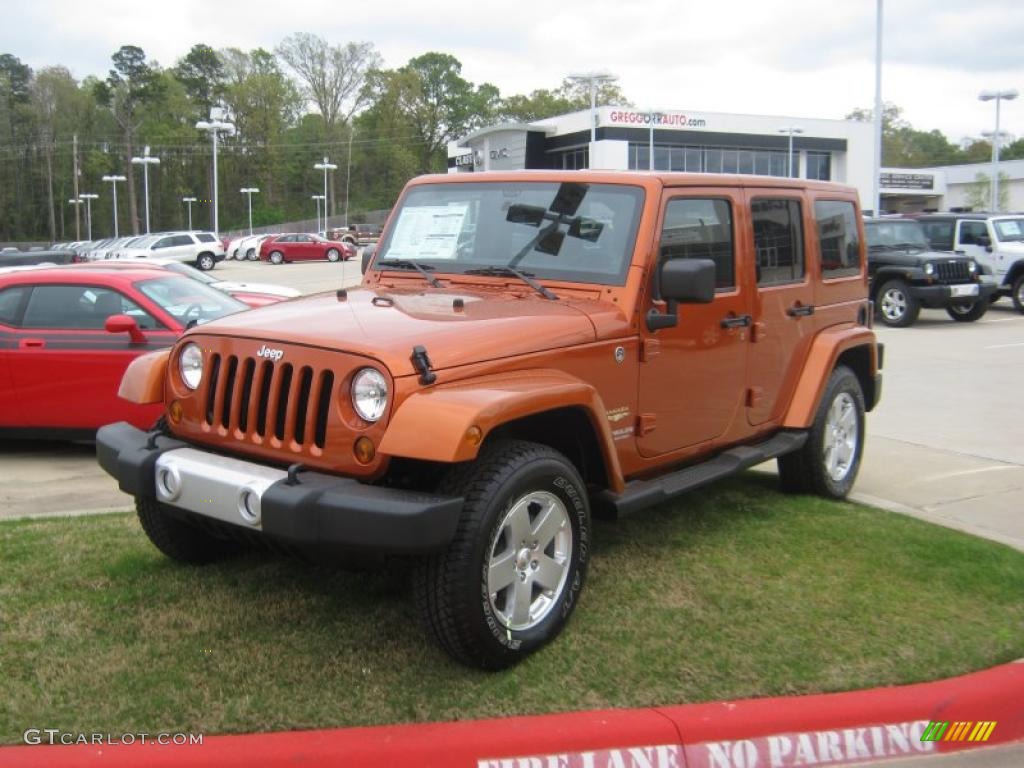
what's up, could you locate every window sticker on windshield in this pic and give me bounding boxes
[387,204,468,260]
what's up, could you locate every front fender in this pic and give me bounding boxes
[378,369,625,492]
[783,325,880,428]
[119,349,170,404]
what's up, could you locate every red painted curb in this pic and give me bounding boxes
[4,660,1021,767]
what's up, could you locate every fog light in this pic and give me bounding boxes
[238,488,261,525]
[466,426,482,446]
[168,400,183,424]
[156,465,181,501]
[354,436,376,464]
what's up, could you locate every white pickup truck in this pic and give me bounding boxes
[918,213,1024,312]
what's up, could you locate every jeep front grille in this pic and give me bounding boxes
[203,353,335,449]
[934,261,972,283]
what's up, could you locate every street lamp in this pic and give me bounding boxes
[102,175,126,237]
[566,71,618,146]
[196,117,236,234]
[79,193,98,240]
[314,157,337,233]
[979,88,1019,212]
[240,187,259,235]
[182,197,197,230]
[130,147,160,234]
[68,198,84,239]
[312,194,326,233]
[778,126,804,177]
[344,127,354,228]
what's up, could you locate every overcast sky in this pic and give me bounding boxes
[4,0,1022,143]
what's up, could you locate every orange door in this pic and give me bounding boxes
[744,191,816,426]
[636,189,751,458]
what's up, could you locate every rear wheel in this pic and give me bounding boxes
[778,365,865,499]
[136,497,241,564]
[197,252,215,271]
[946,300,988,322]
[1012,274,1024,313]
[326,247,340,262]
[414,440,590,670]
[269,251,284,265]
[246,248,257,261]
[876,279,919,327]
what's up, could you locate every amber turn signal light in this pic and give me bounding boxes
[465,426,482,446]
[353,436,376,464]
[168,400,183,424]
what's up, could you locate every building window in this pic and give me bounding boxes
[551,147,589,170]
[627,143,800,178]
[815,200,861,279]
[806,152,831,181]
[752,198,805,286]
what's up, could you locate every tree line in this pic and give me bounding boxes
[1,38,1019,241]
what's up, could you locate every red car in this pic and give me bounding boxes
[0,265,248,438]
[259,233,355,264]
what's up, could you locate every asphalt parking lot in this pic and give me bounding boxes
[2,263,1022,552]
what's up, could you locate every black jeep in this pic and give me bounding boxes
[865,218,996,327]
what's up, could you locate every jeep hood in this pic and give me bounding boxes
[193,285,630,376]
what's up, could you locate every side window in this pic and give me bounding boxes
[195,233,216,243]
[173,234,195,247]
[921,220,953,250]
[815,200,861,279]
[659,198,735,290]
[0,286,28,325]
[22,285,159,330]
[959,221,987,245]
[752,198,804,286]
[152,237,174,250]
[295,235,312,243]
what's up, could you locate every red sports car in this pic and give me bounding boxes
[0,265,248,438]
[259,233,356,264]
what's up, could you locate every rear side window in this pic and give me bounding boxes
[659,198,735,290]
[752,198,804,286]
[195,233,216,243]
[919,220,954,250]
[22,285,158,330]
[815,200,861,279]
[0,286,27,325]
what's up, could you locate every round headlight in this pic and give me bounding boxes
[179,343,204,390]
[351,368,388,422]
[923,262,935,276]
[968,260,978,273]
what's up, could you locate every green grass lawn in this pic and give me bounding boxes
[2,473,1022,744]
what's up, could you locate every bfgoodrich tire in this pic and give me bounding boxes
[414,440,590,670]
[876,279,919,327]
[136,497,241,564]
[778,365,865,499]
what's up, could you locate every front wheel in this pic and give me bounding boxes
[269,251,284,265]
[876,279,919,327]
[196,253,215,271]
[946,300,988,322]
[778,365,865,499]
[326,248,340,262]
[136,497,241,564]
[414,440,590,670]
[246,248,257,261]
[1012,274,1024,313]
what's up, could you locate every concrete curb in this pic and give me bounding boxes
[4,660,1021,767]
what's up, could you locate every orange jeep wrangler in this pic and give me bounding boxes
[98,171,882,669]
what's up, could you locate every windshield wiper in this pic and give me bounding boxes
[377,258,443,288]
[464,266,558,300]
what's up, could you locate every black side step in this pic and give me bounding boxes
[595,430,808,519]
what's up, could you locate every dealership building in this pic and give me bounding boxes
[448,106,1024,213]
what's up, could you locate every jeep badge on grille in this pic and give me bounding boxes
[256,345,284,361]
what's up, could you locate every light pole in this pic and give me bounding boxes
[648,109,656,171]
[979,89,1019,212]
[240,187,259,235]
[312,194,325,233]
[130,147,160,234]
[344,126,354,227]
[873,0,884,215]
[182,197,197,230]
[314,157,337,234]
[68,198,84,239]
[102,175,126,237]
[566,71,618,148]
[79,193,98,240]
[196,117,236,234]
[778,126,804,177]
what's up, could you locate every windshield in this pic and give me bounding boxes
[993,218,1024,243]
[135,276,246,324]
[864,220,930,250]
[376,181,645,285]
[162,261,218,285]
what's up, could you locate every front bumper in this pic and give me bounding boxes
[907,281,998,306]
[96,422,464,555]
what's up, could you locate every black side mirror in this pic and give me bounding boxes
[361,244,377,275]
[978,234,991,248]
[647,259,716,331]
